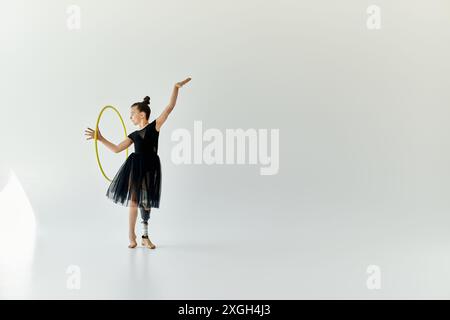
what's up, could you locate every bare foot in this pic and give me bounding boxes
[142,236,156,249]
[128,235,137,248]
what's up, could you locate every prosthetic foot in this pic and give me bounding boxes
[142,235,156,249]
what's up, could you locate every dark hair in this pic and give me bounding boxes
[131,96,151,120]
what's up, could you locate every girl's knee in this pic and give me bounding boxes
[139,206,151,222]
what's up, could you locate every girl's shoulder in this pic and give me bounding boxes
[152,119,161,132]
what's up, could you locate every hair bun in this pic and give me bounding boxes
[143,96,150,105]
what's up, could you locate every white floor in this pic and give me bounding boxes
[2,209,450,299]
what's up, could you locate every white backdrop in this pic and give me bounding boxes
[1,0,450,299]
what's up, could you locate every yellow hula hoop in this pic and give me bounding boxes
[94,105,129,182]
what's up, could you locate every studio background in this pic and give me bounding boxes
[1,0,450,299]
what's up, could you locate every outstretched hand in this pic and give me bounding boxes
[85,127,104,141]
[175,77,192,88]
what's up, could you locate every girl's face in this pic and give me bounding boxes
[130,106,146,125]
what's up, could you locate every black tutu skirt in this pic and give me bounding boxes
[105,152,162,209]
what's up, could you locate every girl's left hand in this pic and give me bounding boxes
[175,77,192,88]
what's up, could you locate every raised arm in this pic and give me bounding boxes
[156,77,192,131]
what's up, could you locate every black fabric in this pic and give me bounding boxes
[105,119,162,208]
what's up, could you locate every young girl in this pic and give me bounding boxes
[85,77,192,249]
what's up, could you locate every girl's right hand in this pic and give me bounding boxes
[85,127,103,141]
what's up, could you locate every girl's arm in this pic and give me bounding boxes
[100,136,133,153]
[115,138,133,153]
[100,136,117,153]
[84,127,132,153]
[156,77,192,131]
